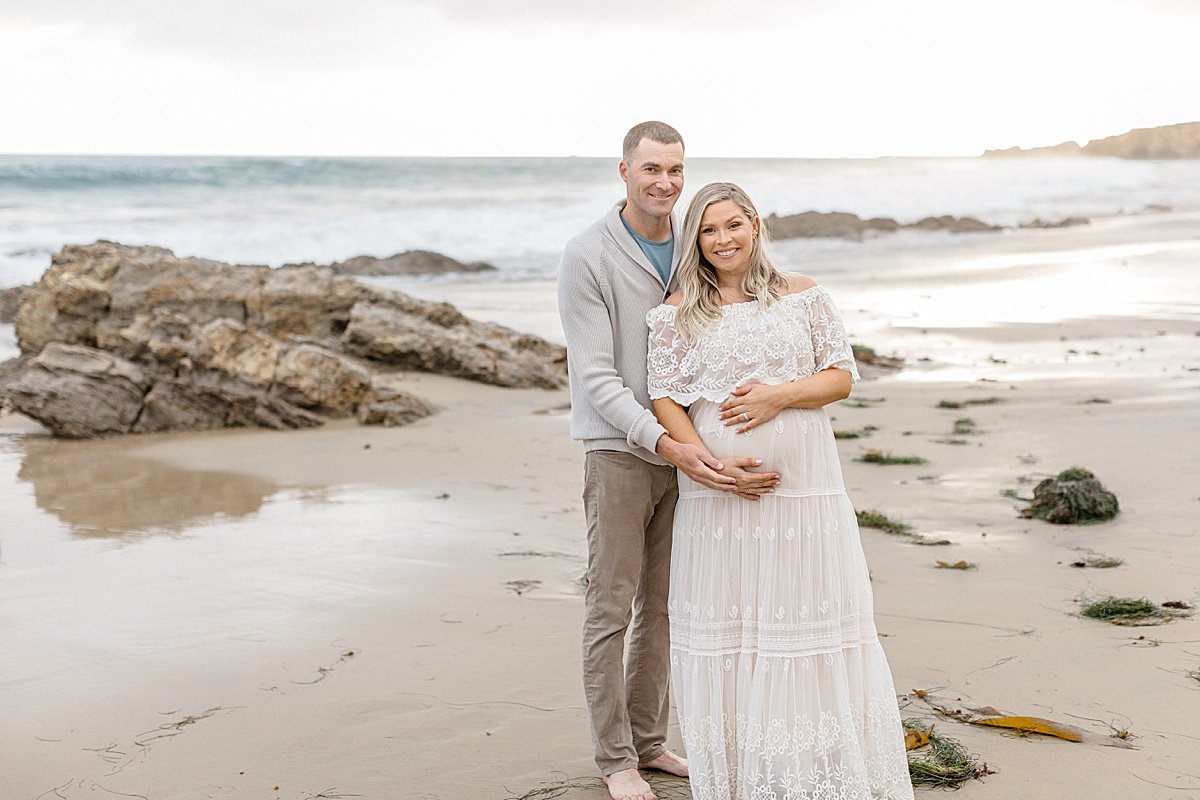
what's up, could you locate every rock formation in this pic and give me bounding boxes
[0,242,565,438]
[0,285,27,323]
[766,211,998,240]
[285,249,496,276]
[984,121,1200,159]
[1082,121,1200,159]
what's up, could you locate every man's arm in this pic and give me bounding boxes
[557,243,669,454]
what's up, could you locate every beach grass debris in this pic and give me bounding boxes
[856,509,912,536]
[856,449,928,465]
[952,418,978,435]
[902,719,991,787]
[937,397,1004,409]
[935,560,977,570]
[1069,554,1124,569]
[912,689,1134,749]
[1078,595,1192,626]
[856,510,951,546]
[935,438,969,445]
[1021,467,1119,524]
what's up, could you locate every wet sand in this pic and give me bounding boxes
[2,213,1199,799]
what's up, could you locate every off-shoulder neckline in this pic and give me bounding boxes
[653,284,824,314]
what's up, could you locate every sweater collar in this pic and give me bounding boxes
[604,200,680,292]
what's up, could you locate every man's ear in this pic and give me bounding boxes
[618,160,629,183]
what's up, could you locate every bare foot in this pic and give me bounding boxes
[603,767,656,800]
[639,750,689,778]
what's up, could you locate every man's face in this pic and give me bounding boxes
[619,138,685,222]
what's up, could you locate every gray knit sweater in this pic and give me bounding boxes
[557,201,679,464]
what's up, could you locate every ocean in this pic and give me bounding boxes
[4,154,1200,290]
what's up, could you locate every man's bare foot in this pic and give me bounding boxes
[603,767,656,800]
[639,750,689,778]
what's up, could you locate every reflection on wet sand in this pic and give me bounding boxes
[15,436,279,539]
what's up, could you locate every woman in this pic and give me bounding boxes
[647,182,913,799]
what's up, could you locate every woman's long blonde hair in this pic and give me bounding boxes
[674,181,787,340]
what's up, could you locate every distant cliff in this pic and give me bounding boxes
[984,121,1200,159]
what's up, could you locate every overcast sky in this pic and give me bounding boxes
[1,0,1197,157]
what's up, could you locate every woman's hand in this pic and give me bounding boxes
[719,382,788,434]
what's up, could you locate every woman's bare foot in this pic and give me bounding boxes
[602,768,656,800]
[639,750,689,778]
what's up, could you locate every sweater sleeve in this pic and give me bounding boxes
[557,241,668,454]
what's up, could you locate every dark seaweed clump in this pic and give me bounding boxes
[1022,467,1118,524]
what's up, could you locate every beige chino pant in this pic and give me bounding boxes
[581,450,678,776]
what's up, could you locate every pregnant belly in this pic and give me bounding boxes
[686,400,845,493]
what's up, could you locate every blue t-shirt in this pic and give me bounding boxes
[620,213,673,285]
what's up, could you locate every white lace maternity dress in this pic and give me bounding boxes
[647,286,913,800]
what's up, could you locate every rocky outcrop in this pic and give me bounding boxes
[1083,121,1200,158]
[0,285,28,323]
[983,142,1083,158]
[984,121,1200,159]
[285,250,496,277]
[766,212,899,240]
[1,242,565,438]
[766,211,998,240]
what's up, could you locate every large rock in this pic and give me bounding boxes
[1,241,561,437]
[0,285,29,323]
[3,343,148,438]
[343,301,565,389]
[766,210,998,240]
[766,211,899,240]
[324,250,496,277]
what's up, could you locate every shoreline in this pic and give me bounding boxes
[2,214,1199,799]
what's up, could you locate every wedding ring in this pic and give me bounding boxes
[741,412,750,422]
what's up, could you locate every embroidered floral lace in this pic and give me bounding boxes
[645,287,913,800]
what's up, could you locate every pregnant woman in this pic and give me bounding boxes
[647,182,912,799]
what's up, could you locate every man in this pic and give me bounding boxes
[557,121,777,800]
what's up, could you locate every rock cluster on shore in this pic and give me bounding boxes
[0,242,565,438]
[284,249,496,277]
[766,211,1001,240]
[983,121,1200,159]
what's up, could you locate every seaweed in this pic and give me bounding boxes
[856,510,951,546]
[937,397,1004,409]
[1069,555,1123,569]
[1022,467,1119,524]
[856,449,927,465]
[903,720,991,787]
[856,510,912,536]
[952,418,977,435]
[1079,595,1191,626]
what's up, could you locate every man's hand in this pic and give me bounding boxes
[656,436,780,500]
[656,435,736,490]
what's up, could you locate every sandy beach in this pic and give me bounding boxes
[3,212,1199,800]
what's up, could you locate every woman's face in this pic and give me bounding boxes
[698,199,758,279]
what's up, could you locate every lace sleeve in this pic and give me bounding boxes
[646,305,695,403]
[804,286,860,383]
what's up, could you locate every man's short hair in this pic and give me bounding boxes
[622,121,684,165]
